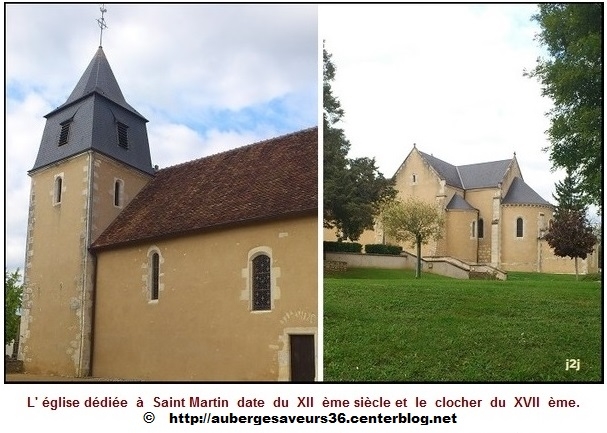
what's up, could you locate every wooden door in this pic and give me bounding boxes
[290,334,315,382]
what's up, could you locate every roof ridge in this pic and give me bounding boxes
[455,166,465,189]
[456,157,512,169]
[157,126,317,172]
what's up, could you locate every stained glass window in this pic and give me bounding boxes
[252,254,271,311]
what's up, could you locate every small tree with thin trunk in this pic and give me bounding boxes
[5,269,23,346]
[381,197,443,278]
[544,209,597,280]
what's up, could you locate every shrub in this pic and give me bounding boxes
[364,244,402,255]
[324,241,363,253]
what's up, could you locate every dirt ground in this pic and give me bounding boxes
[5,373,135,382]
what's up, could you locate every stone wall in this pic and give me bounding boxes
[324,252,507,279]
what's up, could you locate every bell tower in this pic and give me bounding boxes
[19,10,154,377]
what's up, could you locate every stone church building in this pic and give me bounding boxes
[327,146,598,275]
[18,46,318,381]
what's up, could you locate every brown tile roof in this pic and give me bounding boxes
[91,127,317,250]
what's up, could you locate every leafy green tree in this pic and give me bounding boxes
[323,45,396,241]
[381,197,443,278]
[526,3,603,207]
[545,209,597,280]
[5,269,23,346]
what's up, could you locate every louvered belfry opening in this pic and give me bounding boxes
[58,120,72,146]
[117,122,129,149]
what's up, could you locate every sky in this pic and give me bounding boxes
[321,4,571,208]
[4,4,318,272]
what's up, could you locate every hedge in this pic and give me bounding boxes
[323,241,363,253]
[364,244,403,255]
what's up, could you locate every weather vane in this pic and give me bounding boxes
[97,4,108,47]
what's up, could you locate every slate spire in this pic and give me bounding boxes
[52,47,144,119]
[31,47,153,174]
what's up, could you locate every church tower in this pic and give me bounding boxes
[19,39,154,376]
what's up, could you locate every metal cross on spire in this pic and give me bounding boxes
[97,4,108,47]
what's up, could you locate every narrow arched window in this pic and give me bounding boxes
[151,252,160,301]
[54,176,63,205]
[252,254,271,311]
[478,218,484,239]
[471,221,476,238]
[516,217,524,238]
[114,179,123,207]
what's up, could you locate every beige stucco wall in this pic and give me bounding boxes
[19,151,152,377]
[445,208,478,263]
[465,188,496,263]
[394,148,444,203]
[390,149,452,257]
[90,153,152,241]
[20,153,92,376]
[92,215,318,381]
[501,205,551,272]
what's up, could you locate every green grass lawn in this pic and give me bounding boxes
[323,268,602,382]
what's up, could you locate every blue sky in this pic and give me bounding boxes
[4,4,318,272]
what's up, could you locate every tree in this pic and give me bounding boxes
[546,170,597,279]
[526,3,603,207]
[544,209,597,279]
[323,45,396,241]
[381,197,443,278]
[326,156,396,241]
[552,170,586,216]
[5,269,23,346]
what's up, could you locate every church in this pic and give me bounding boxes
[18,45,318,381]
[327,145,598,275]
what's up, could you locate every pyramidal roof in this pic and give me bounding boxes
[49,47,145,120]
[31,47,153,174]
[502,177,552,206]
[446,194,477,211]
